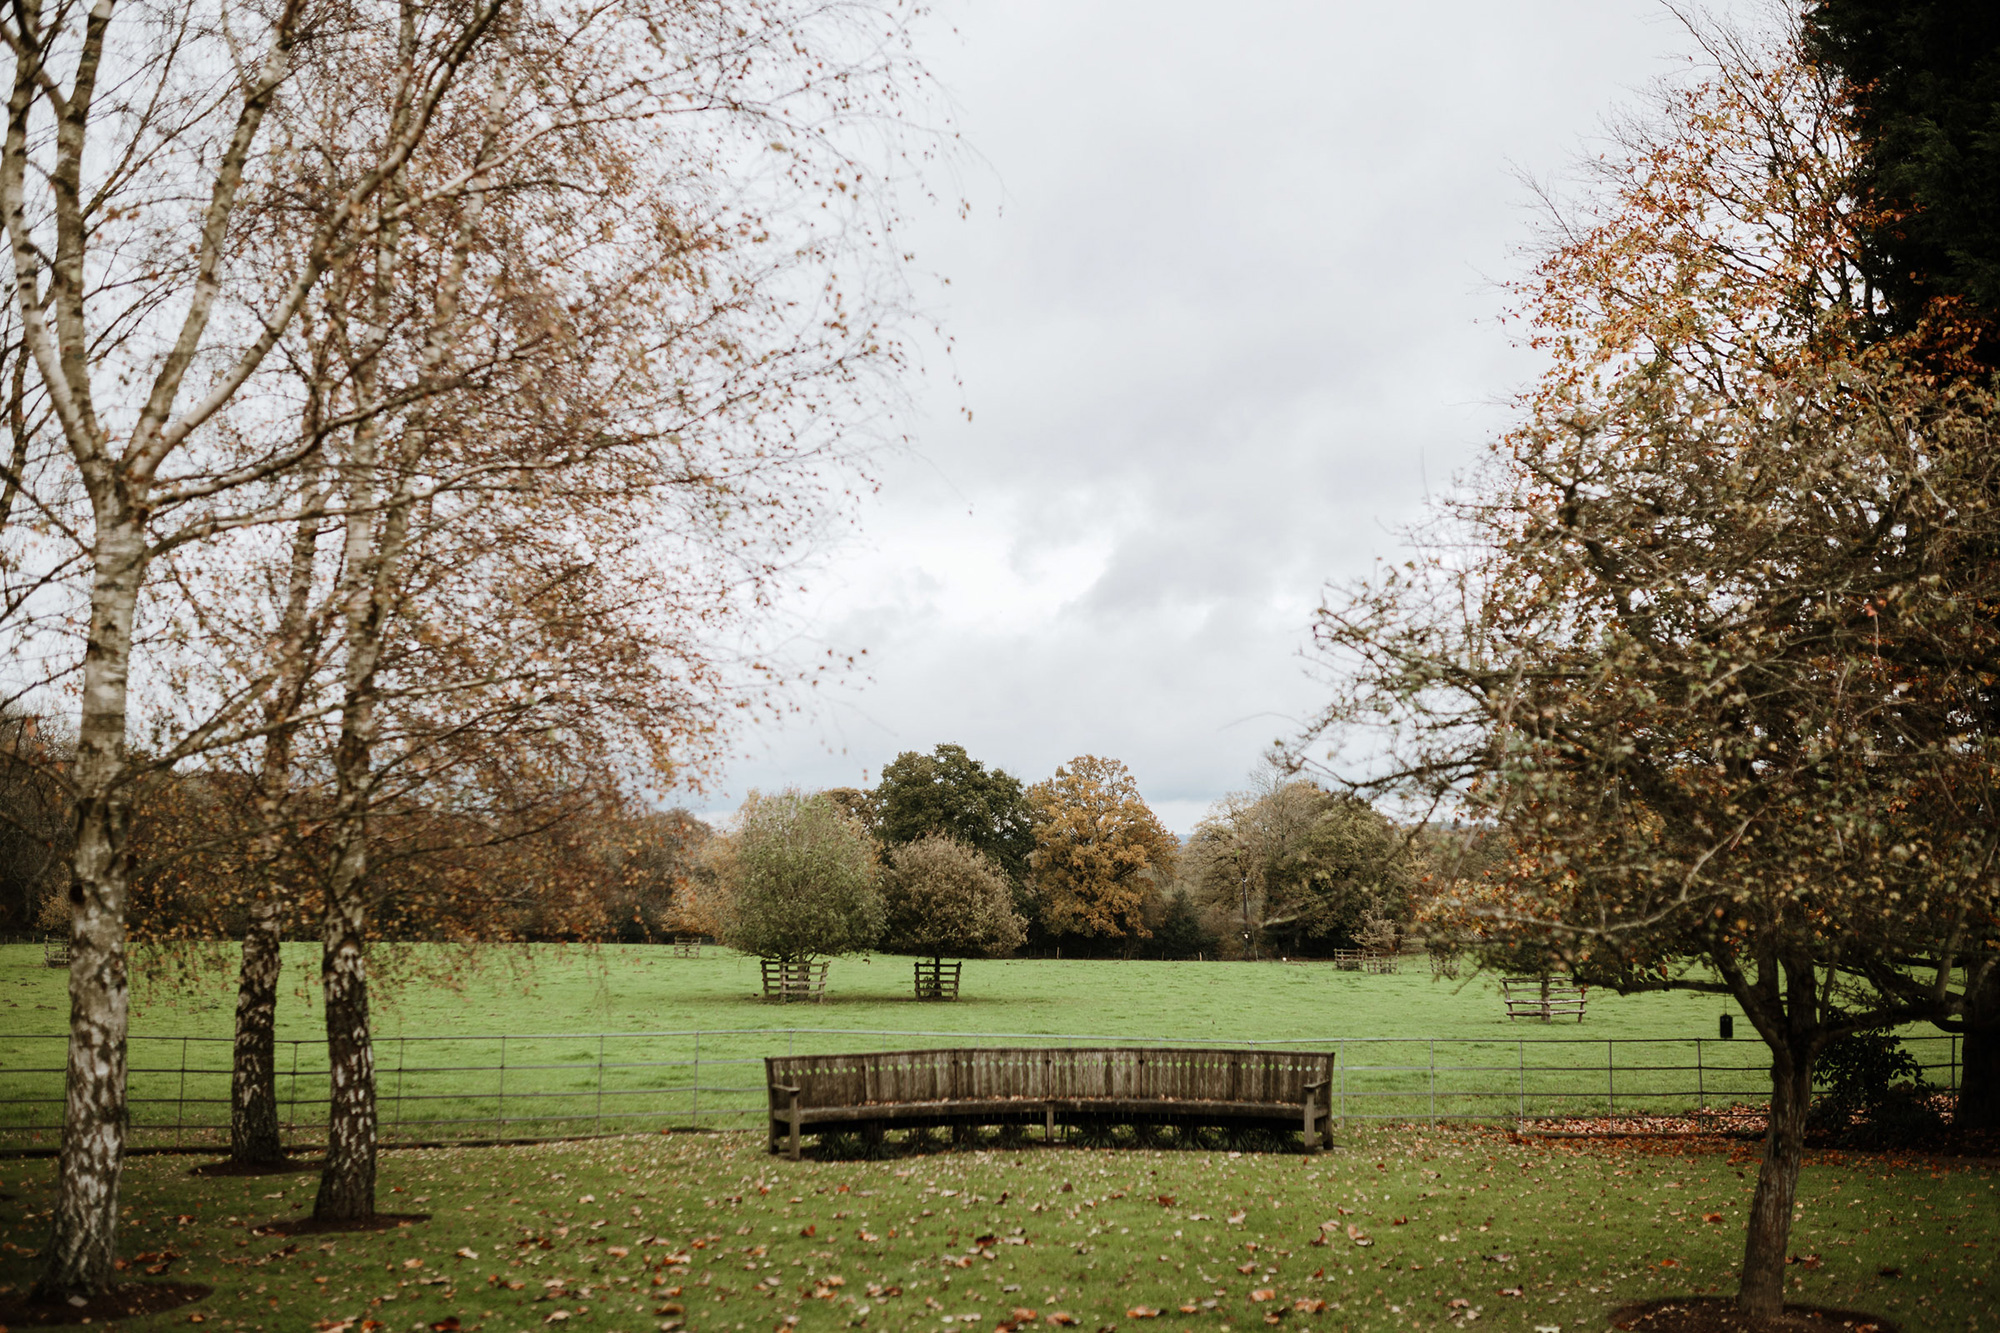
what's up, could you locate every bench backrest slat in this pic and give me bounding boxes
[767,1048,1333,1112]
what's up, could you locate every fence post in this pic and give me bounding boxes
[176,1036,189,1144]
[394,1036,407,1139]
[596,1033,607,1134]
[691,1031,700,1126]
[1517,1039,1524,1126]
[286,1041,300,1151]
[1429,1039,1437,1127]
[1338,1040,1346,1129]
[1606,1040,1615,1116]
[1695,1039,1704,1113]
[497,1036,507,1140]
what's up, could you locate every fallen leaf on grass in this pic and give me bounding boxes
[1157,1195,1176,1207]
[1127,1306,1161,1319]
[858,1230,878,1242]
[1345,1224,1372,1247]
[429,1320,461,1332]
[1701,1213,1723,1223]
[1498,1288,1523,1297]
[455,1247,479,1259]
[1227,1210,1248,1225]
[1250,1289,1276,1303]
[1390,1217,1408,1226]
[1047,1315,1077,1326]
[544,1313,570,1325]
[1011,1307,1039,1322]
[1292,1299,1327,1313]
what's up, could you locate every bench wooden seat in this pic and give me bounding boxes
[765,1047,1334,1160]
[1502,975,1588,1022]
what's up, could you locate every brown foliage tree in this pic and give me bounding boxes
[1026,756,1176,949]
[1301,15,2000,1320]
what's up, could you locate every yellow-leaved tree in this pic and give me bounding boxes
[1027,756,1177,949]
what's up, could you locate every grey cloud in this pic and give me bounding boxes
[692,0,1759,835]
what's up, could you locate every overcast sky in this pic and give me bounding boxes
[692,0,1748,836]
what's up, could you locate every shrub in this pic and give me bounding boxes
[1810,1028,1943,1148]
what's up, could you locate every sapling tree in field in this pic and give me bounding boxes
[879,833,1024,990]
[1301,14,2000,1322]
[717,789,883,969]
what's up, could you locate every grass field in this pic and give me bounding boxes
[0,945,1968,1149]
[0,1123,1992,1332]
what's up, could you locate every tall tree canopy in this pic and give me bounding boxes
[1808,2,2000,355]
[1181,776,1413,957]
[872,744,1036,888]
[1026,755,1176,948]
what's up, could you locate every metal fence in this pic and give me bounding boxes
[0,1028,1963,1152]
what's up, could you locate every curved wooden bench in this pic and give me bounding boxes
[765,1047,1333,1160]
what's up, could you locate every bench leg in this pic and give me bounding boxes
[1045,1103,1056,1144]
[1302,1096,1319,1153]
[788,1092,802,1162]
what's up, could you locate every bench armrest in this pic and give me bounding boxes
[1302,1079,1332,1093]
[770,1084,801,1096]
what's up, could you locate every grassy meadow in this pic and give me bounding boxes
[0,945,1968,1149]
[1,1121,1992,1332]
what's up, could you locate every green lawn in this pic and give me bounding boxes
[0,946,1967,1149]
[1,1125,1991,1332]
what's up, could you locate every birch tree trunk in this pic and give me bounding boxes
[36,523,145,1296]
[230,493,325,1165]
[230,898,287,1164]
[313,828,377,1220]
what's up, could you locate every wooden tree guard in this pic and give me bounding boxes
[42,934,70,968]
[671,936,703,958]
[1501,975,1588,1022]
[912,958,961,1001]
[1327,949,1397,973]
[760,957,830,1003]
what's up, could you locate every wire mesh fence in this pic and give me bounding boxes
[0,1028,1962,1152]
